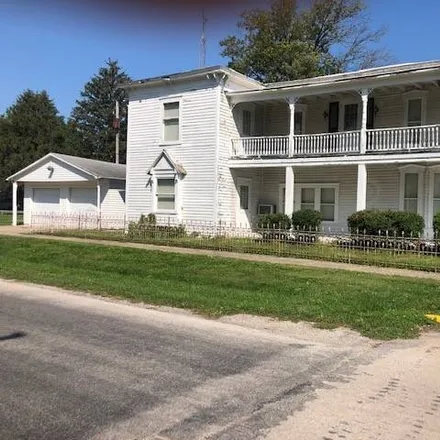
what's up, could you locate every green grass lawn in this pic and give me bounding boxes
[0,235,439,340]
[0,212,23,225]
[48,229,440,273]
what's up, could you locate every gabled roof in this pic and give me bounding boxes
[147,149,186,176]
[120,65,262,90]
[7,153,126,182]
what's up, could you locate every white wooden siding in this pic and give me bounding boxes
[100,180,126,217]
[17,158,91,182]
[229,165,412,231]
[126,78,219,222]
[218,91,240,224]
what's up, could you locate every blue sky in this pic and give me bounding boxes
[0,0,439,117]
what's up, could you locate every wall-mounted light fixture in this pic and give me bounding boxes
[323,110,329,119]
[374,105,380,115]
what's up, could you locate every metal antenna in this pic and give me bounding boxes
[200,9,207,67]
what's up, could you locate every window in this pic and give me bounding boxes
[301,188,315,211]
[156,178,176,211]
[297,184,338,222]
[163,102,180,142]
[344,103,358,131]
[320,188,336,221]
[407,98,422,127]
[242,110,252,137]
[403,173,419,213]
[239,185,249,210]
[434,174,440,215]
[294,112,304,135]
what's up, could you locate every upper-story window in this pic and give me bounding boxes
[294,112,304,135]
[242,110,252,137]
[344,104,359,131]
[163,102,180,142]
[403,90,427,128]
[407,99,422,127]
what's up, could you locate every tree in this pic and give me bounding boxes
[70,59,131,163]
[220,0,390,83]
[0,90,73,208]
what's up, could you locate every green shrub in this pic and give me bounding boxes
[128,214,186,239]
[434,212,440,235]
[258,213,291,229]
[347,210,424,236]
[291,209,322,231]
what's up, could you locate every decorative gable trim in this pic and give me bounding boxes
[147,149,186,176]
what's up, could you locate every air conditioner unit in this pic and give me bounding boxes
[258,204,275,215]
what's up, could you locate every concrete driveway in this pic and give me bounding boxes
[1,280,439,440]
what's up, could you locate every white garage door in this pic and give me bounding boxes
[32,188,60,213]
[70,188,97,213]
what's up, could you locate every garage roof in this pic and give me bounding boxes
[7,153,126,182]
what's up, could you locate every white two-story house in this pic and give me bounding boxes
[123,61,440,234]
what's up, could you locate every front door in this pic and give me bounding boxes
[236,178,252,228]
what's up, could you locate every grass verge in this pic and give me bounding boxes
[1,235,439,340]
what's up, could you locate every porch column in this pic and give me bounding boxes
[356,164,367,211]
[285,166,295,215]
[359,88,371,154]
[96,179,101,221]
[287,97,298,157]
[12,181,18,226]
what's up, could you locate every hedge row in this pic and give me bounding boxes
[347,210,424,236]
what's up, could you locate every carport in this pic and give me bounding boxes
[7,153,126,226]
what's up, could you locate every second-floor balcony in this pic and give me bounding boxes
[231,124,440,158]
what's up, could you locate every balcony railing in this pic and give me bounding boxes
[231,124,440,159]
[366,124,440,152]
[231,136,289,157]
[293,131,361,155]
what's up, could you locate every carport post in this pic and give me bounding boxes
[96,179,101,229]
[12,181,18,226]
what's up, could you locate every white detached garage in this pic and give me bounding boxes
[7,153,126,226]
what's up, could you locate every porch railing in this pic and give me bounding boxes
[293,131,361,155]
[366,124,440,152]
[231,136,289,157]
[231,124,440,159]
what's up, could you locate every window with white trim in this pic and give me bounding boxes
[163,102,180,142]
[297,184,338,222]
[403,173,419,213]
[156,177,176,211]
[434,173,440,215]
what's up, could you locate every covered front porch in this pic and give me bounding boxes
[231,161,440,235]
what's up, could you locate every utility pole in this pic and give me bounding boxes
[114,100,120,164]
[200,10,207,68]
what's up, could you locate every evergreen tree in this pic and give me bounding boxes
[70,59,131,163]
[0,90,71,208]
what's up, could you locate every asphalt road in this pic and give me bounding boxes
[0,280,370,440]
